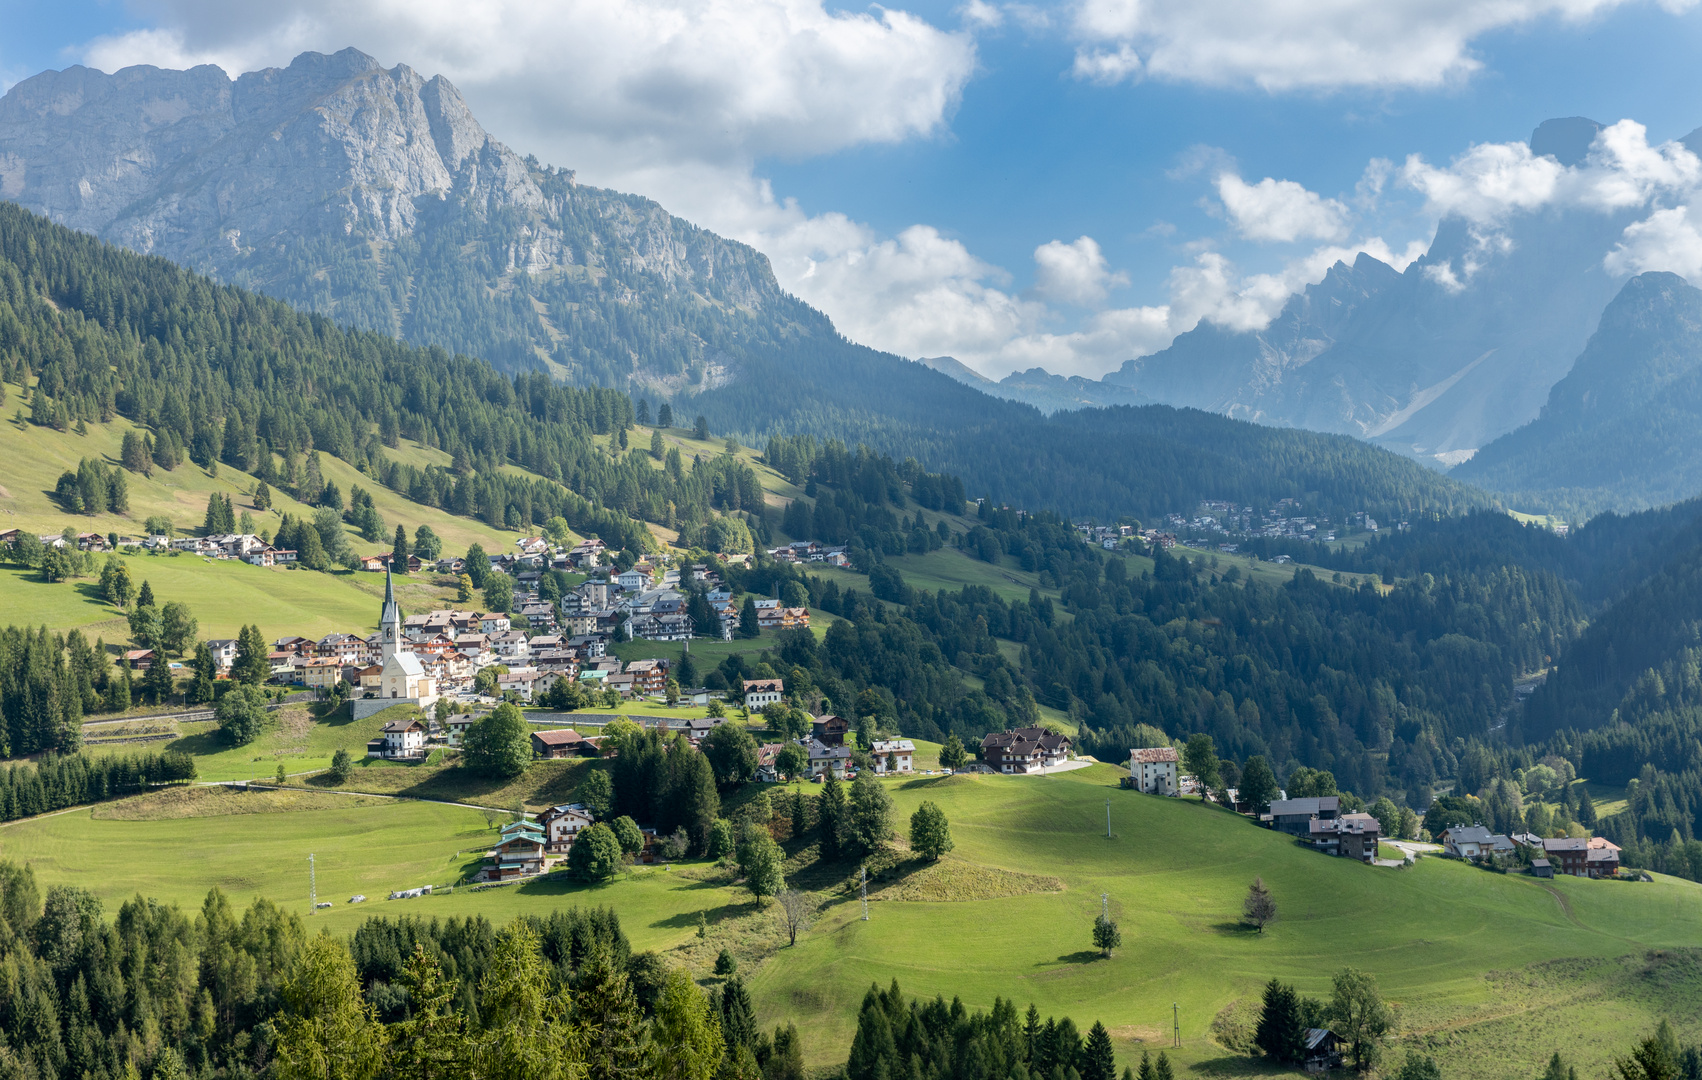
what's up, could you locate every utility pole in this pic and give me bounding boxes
[1106,797,1112,839]
[308,854,317,914]
[1172,1002,1181,1048]
[860,866,869,921]
[1100,893,1109,920]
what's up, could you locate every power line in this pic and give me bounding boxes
[1172,1002,1181,1048]
[860,866,869,921]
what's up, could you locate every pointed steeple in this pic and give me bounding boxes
[379,561,402,663]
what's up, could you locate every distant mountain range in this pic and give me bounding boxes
[964,118,1702,475]
[0,49,1480,523]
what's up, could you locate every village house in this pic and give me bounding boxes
[1310,812,1381,862]
[1264,796,1341,837]
[301,657,344,689]
[367,716,427,760]
[447,715,476,746]
[487,820,548,880]
[807,738,852,779]
[205,639,239,671]
[980,727,1073,774]
[1540,836,1622,878]
[625,658,669,695]
[1127,746,1180,795]
[755,743,787,782]
[869,739,915,775]
[757,606,811,631]
[744,678,785,709]
[1441,825,1515,861]
[531,729,594,758]
[122,649,156,670]
[273,636,316,655]
[538,804,595,854]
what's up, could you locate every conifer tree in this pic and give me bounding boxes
[393,525,410,574]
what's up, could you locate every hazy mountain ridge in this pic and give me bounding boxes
[0,48,794,388]
[1454,271,1702,516]
[986,117,1699,463]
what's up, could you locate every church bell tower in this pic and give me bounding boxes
[379,562,402,664]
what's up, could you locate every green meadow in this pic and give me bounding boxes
[5,761,1698,1079]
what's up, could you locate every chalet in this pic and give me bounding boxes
[567,539,606,567]
[980,727,1072,774]
[870,739,915,775]
[358,554,390,573]
[206,639,239,670]
[755,743,787,782]
[274,636,316,655]
[807,738,852,779]
[1441,825,1515,861]
[122,649,156,670]
[625,658,668,695]
[757,606,810,630]
[568,635,607,659]
[1310,812,1381,862]
[497,667,546,701]
[1265,797,1340,837]
[1128,746,1180,795]
[516,537,550,556]
[316,634,364,661]
[812,714,850,746]
[1541,837,1622,878]
[435,557,467,574]
[744,678,785,709]
[538,804,595,854]
[531,729,592,758]
[488,821,547,880]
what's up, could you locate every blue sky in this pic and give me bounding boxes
[6,0,1702,377]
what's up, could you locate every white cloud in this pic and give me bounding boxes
[79,0,976,172]
[1606,205,1702,279]
[1032,236,1128,305]
[959,0,1005,28]
[1068,0,1694,91]
[1216,173,1350,243]
[1400,121,1702,226]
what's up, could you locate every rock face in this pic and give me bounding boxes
[0,49,789,385]
[1455,271,1702,515]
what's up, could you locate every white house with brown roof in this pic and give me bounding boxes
[1128,746,1180,795]
[744,678,785,709]
[870,739,915,775]
[981,727,1072,774]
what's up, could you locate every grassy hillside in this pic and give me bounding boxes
[0,378,529,554]
[0,548,454,642]
[7,762,1697,1078]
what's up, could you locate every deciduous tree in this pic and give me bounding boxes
[909,801,953,860]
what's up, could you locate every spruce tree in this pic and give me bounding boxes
[393,525,410,574]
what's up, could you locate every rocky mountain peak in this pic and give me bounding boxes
[1529,116,1604,167]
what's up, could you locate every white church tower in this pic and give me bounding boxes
[379,562,403,664]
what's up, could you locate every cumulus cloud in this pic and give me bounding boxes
[79,0,976,173]
[1032,237,1128,305]
[1068,0,1694,91]
[1606,205,1702,279]
[1400,120,1702,226]
[1216,173,1350,243]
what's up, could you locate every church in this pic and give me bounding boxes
[360,565,437,713]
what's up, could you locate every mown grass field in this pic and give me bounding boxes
[8,761,1699,1079]
[84,703,420,782]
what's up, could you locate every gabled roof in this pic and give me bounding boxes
[1130,746,1179,764]
[532,729,584,746]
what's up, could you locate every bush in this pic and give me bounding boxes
[714,949,737,976]
[215,684,271,746]
[328,748,353,784]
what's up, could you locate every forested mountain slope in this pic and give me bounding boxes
[0,50,1492,523]
[1456,272,1702,516]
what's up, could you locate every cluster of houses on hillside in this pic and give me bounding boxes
[765,540,851,566]
[1438,825,1622,878]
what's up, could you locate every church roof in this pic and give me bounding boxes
[384,651,426,677]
